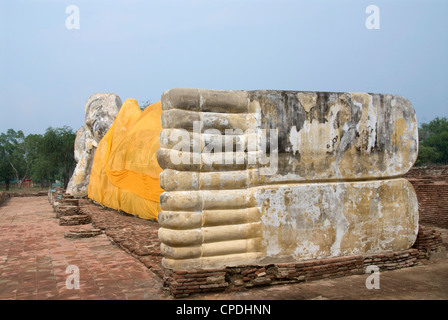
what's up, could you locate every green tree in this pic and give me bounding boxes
[416,117,448,166]
[28,133,55,188]
[30,156,55,188]
[40,126,76,189]
[0,142,14,190]
[1,126,76,190]
[0,129,35,188]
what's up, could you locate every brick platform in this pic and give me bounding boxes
[164,227,445,298]
[164,249,424,298]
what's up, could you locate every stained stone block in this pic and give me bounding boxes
[157,88,419,269]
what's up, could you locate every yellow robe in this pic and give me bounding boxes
[88,99,164,220]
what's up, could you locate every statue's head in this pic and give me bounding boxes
[84,93,122,142]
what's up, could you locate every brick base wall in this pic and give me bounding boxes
[163,226,445,298]
[409,182,448,229]
[0,191,48,201]
[405,165,448,229]
[7,191,48,198]
[413,226,445,257]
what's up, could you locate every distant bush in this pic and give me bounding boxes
[416,117,448,166]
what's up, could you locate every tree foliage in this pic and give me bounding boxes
[0,126,76,189]
[415,117,448,166]
[40,126,76,189]
[0,129,37,188]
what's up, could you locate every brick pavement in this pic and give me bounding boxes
[0,196,171,300]
[79,199,164,278]
[0,196,447,300]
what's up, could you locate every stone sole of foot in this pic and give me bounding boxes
[64,228,102,239]
[59,214,92,226]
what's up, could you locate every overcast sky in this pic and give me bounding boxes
[0,0,447,135]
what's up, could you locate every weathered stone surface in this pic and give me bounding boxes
[256,178,418,262]
[67,93,122,197]
[159,89,418,180]
[157,88,419,270]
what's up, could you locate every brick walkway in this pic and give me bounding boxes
[0,196,447,300]
[0,196,171,300]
